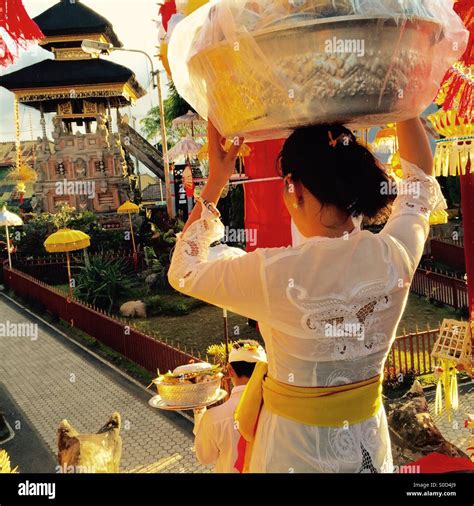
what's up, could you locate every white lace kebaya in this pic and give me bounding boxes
[168,159,447,473]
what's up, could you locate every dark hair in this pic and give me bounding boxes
[277,124,395,221]
[230,361,256,378]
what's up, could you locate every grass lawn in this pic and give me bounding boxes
[133,304,263,357]
[396,293,461,334]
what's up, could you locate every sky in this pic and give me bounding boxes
[0,0,165,142]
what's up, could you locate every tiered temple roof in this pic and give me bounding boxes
[0,0,145,109]
[33,0,122,49]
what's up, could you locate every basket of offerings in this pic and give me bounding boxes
[169,0,468,140]
[151,362,223,408]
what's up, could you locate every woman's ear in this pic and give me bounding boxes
[288,179,305,208]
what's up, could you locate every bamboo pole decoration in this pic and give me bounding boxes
[128,211,137,254]
[5,225,12,269]
[14,96,21,170]
[66,251,73,298]
[223,308,229,366]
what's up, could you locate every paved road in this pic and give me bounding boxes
[1,293,472,473]
[427,381,474,456]
[0,295,210,473]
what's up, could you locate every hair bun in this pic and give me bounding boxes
[278,124,395,221]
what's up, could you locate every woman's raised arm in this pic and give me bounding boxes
[396,117,434,176]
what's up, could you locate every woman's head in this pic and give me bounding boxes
[278,124,395,237]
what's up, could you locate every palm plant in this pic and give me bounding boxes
[75,252,136,312]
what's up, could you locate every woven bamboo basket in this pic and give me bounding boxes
[153,375,223,407]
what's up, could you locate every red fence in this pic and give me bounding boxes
[3,265,198,375]
[385,330,439,379]
[411,268,469,310]
[430,239,465,271]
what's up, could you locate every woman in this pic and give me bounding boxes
[168,118,446,473]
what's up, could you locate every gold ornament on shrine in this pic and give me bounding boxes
[9,96,38,202]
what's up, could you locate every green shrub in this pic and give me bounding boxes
[75,252,135,312]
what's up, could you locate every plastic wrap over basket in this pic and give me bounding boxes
[169,0,469,141]
[154,376,222,407]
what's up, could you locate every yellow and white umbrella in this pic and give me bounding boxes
[0,206,23,269]
[117,200,140,258]
[171,110,206,137]
[44,228,90,297]
[167,135,202,163]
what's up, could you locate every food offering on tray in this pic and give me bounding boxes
[151,362,223,407]
[168,0,468,140]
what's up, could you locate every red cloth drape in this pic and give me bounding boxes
[438,0,474,118]
[244,140,291,252]
[460,158,474,323]
[400,452,474,473]
[158,0,177,32]
[0,0,43,67]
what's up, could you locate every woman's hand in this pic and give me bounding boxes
[207,121,243,190]
[181,122,243,234]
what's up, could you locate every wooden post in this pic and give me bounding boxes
[66,251,73,298]
[5,225,12,269]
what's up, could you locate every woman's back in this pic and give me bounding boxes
[258,228,412,387]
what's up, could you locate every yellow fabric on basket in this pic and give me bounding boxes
[183,0,208,16]
[429,210,449,226]
[234,361,383,472]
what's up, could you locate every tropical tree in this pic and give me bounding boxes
[140,81,206,146]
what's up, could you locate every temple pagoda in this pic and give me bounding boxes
[0,0,147,214]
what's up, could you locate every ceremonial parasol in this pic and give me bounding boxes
[167,135,202,162]
[172,110,206,137]
[0,206,23,269]
[182,164,194,198]
[117,201,140,265]
[44,229,90,297]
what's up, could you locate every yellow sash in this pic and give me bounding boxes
[234,362,383,472]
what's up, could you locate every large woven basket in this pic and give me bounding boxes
[154,375,222,407]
